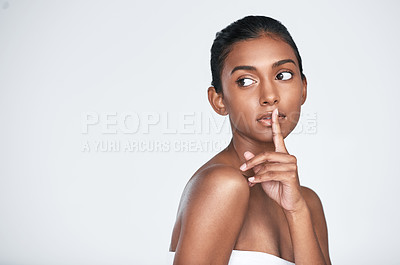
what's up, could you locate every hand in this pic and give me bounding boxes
[239,108,306,213]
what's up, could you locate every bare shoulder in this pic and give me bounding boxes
[300,186,331,264]
[300,186,324,212]
[188,164,250,197]
[177,164,250,211]
[174,164,250,264]
[300,186,328,227]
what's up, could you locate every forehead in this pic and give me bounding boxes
[222,36,298,77]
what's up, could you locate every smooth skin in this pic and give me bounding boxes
[169,35,331,265]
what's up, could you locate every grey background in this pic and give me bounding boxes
[1,0,399,264]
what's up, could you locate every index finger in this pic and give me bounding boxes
[272,108,288,154]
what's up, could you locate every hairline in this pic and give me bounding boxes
[217,32,302,94]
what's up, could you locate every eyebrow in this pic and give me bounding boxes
[230,59,297,75]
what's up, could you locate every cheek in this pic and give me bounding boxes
[225,96,258,132]
[280,90,303,134]
[285,111,301,132]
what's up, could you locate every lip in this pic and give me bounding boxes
[256,110,286,120]
[256,110,286,127]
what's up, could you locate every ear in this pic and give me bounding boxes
[300,76,307,105]
[207,86,228,116]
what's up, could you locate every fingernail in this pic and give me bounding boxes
[240,163,247,171]
[248,177,255,182]
[244,151,252,159]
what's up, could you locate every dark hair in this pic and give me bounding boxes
[210,15,306,94]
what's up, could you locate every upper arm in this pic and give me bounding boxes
[174,166,250,265]
[301,186,332,265]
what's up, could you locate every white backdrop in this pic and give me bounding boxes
[1,0,399,264]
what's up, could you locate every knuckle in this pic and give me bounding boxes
[290,155,297,163]
[272,131,281,137]
[266,171,275,178]
[289,171,297,179]
[258,172,269,180]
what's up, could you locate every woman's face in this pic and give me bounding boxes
[220,35,307,142]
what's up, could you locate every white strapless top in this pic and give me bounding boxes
[167,250,295,265]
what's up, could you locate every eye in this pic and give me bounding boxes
[276,71,293,81]
[236,78,256,87]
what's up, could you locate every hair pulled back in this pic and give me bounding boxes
[210,15,306,94]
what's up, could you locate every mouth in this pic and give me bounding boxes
[256,110,286,126]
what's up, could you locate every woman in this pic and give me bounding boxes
[168,15,331,265]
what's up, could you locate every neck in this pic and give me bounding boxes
[226,130,277,169]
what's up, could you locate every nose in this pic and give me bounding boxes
[259,80,280,106]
